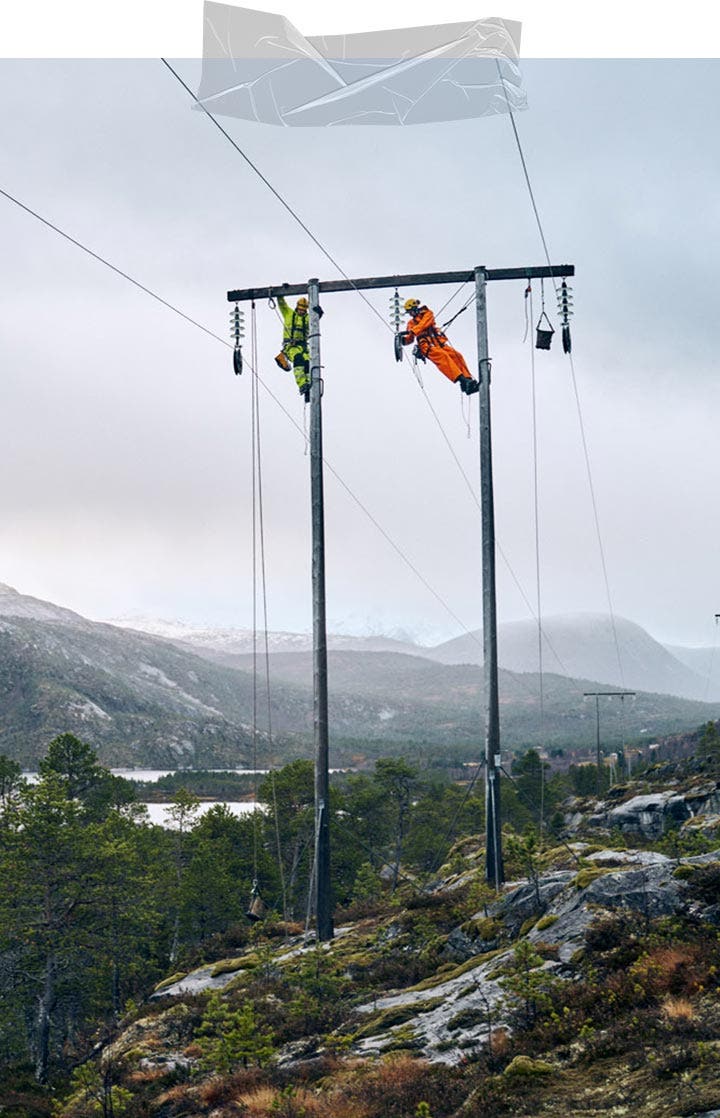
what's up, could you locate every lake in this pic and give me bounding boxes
[143,801,261,827]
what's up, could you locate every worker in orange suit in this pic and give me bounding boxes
[401,298,479,395]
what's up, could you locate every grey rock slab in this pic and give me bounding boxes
[354,947,517,1065]
[491,871,575,932]
[151,965,240,998]
[585,849,670,866]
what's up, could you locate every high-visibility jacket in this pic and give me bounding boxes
[278,296,309,352]
[402,306,472,383]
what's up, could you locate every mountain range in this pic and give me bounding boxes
[114,611,719,702]
[0,583,717,768]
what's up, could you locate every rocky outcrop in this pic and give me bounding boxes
[352,847,719,1064]
[145,845,720,1069]
[567,783,720,840]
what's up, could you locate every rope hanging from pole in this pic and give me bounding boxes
[528,283,546,837]
[247,299,262,918]
[245,299,289,924]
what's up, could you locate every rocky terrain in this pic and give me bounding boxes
[50,770,720,1118]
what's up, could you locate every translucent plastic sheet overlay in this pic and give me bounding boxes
[197,3,525,127]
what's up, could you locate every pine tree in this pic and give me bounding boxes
[197,994,274,1073]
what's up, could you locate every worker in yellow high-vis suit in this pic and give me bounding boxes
[401,298,479,395]
[276,295,310,401]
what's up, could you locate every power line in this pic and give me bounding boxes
[0,178,488,649]
[0,119,574,709]
[495,60,626,689]
[159,63,585,688]
[0,185,228,349]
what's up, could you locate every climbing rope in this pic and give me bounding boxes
[249,300,289,923]
[528,284,546,835]
[250,300,260,887]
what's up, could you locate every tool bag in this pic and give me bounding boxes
[535,311,555,350]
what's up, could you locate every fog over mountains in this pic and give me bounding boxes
[114,611,719,703]
[0,582,717,768]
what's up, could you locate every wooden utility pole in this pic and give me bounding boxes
[583,691,636,797]
[308,279,333,941]
[228,261,574,912]
[475,267,503,888]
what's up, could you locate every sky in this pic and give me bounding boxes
[1,3,720,648]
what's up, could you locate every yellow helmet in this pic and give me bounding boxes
[404,298,420,314]
[296,296,309,310]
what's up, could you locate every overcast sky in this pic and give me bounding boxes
[1,41,719,646]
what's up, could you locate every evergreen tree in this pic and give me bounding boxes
[0,745,170,1082]
[39,733,102,800]
[698,721,720,769]
[258,761,314,918]
[0,753,22,809]
[197,994,274,1073]
[373,758,418,891]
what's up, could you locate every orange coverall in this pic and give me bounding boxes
[402,306,473,384]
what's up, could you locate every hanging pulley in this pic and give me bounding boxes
[557,279,574,354]
[231,303,245,376]
[245,879,268,923]
[390,288,403,362]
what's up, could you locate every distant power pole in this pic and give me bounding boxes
[229,262,574,905]
[583,691,636,797]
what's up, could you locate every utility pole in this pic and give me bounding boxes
[475,267,502,888]
[228,261,573,906]
[583,691,636,797]
[308,279,333,942]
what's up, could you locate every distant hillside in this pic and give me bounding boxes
[663,641,720,697]
[0,584,263,768]
[432,613,713,701]
[121,612,717,704]
[110,616,421,660]
[231,649,717,754]
[0,584,717,767]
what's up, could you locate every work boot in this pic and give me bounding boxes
[464,378,480,395]
[457,377,468,393]
[300,382,310,402]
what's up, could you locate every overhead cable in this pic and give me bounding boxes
[495,59,626,689]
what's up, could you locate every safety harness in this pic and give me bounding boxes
[276,308,310,371]
[406,307,448,360]
[284,311,309,349]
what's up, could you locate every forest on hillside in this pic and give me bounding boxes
[2,729,720,1114]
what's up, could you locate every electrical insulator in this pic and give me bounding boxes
[230,304,245,345]
[390,289,403,362]
[389,289,402,332]
[230,303,244,375]
[557,280,574,355]
[556,280,574,322]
